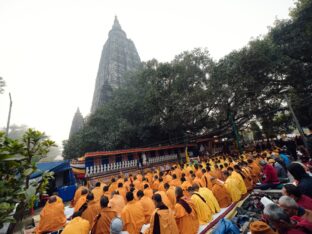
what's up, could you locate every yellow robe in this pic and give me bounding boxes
[62,217,90,234]
[230,171,247,195]
[190,193,212,224]
[198,187,220,214]
[224,177,242,202]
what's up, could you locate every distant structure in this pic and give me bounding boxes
[91,16,141,113]
[69,108,84,138]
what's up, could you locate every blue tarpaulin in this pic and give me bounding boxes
[30,160,72,179]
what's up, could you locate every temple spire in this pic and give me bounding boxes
[69,107,84,138]
[113,15,121,30]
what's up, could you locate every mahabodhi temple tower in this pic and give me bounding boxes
[90,16,141,113]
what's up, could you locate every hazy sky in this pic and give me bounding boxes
[0,0,295,147]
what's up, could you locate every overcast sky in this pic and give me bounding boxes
[0,0,295,147]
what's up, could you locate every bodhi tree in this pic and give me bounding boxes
[0,129,55,232]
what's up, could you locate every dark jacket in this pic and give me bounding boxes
[298,175,312,198]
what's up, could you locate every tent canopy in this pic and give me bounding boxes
[30,160,71,179]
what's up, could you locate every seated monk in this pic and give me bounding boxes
[71,185,87,207]
[188,186,212,224]
[211,177,232,208]
[121,192,145,234]
[223,170,242,202]
[91,196,117,234]
[143,183,153,198]
[91,182,103,202]
[36,196,66,234]
[170,174,181,187]
[164,183,176,208]
[108,190,125,216]
[81,193,101,230]
[155,190,173,210]
[62,212,90,234]
[144,193,179,234]
[74,188,88,212]
[103,185,111,199]
[174,187,199,234]
[117,182,127,201]
[137,190,155,224]
[197,184,220,214]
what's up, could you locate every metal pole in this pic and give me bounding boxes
[6,92,12,136]
[283,94,309,150]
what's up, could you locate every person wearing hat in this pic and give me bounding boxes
[249,221,277,234]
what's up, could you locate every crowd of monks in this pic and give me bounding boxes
[35,151,268,234]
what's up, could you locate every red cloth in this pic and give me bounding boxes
[262,164,279,184]
[286,219,312,234]
[297,195,312,211]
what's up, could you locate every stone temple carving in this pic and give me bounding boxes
[91,16,141,113]
[69,107,84,138]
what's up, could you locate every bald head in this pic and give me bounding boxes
[48,196,57,204]
[81,188,88,195]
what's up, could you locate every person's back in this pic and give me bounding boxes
[92,196,117,234]
[81,193,101,230]
[62,216,90,234]
[189,187,212,224]
[288,163,312,198]
[137,190,156,224]
[145,194,179,234]
[198,186,220,214]
[174,187,199,234]
[121,192,145,234]
[263,163,280,184]
[36,196,66,234]
[109,192,126,216]
[211,181,232,208]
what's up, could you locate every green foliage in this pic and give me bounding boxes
[0,129,55,229]
[63,0,312,159]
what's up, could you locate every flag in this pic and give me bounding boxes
[185,146,190,164]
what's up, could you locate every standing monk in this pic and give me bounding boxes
[144,194,179,234]
[121,192,145,234]
[164,183,176,208]
[174,187,199,234]
[36,196,66,234]
[211,177,232,208]
[92,196,117,234]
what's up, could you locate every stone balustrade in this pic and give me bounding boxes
[85,154,178,177]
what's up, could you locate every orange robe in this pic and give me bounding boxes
[62,217,89,234]
[91,207,117,234]
[139,195,156,224]
[156,191,173,210]
[121,200,145,234]
[166,187,176,208]
[74,195,87,212]
[91,187,103,202]
[134,179,144,191]
[201,173,212,190]
[109,194,125,216]
[109,182,118,193]
[152,180,160,191]
[158,182,165,192]
[81,200,101,230]
[144,187,154,198]
[170,179,181,187]
[36,200,66,234]
[211,183,232,208]
[144,208,179,234]
[117,187,127,201]
[71,186,87,207]
[174,197,199,234]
